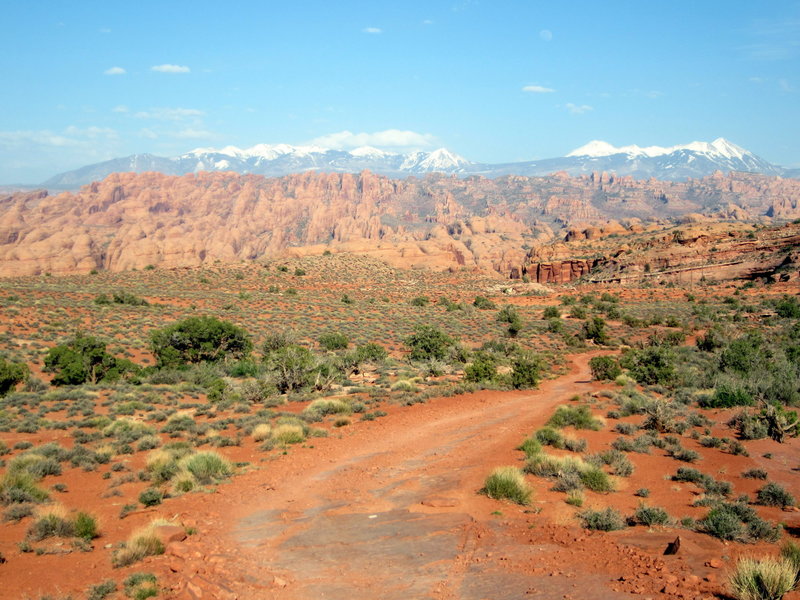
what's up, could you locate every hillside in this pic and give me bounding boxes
[2,170,800,278]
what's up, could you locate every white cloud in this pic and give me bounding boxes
[522,85,555,93]
[539,29,553,41]
[139,128,158,139]
[112,105,129,113]
[63,126,118,140]
[134,107,205,121]
[309,129,436,150]
[779,78,794,92]
[422,19,434,25]
[362,27,382,34]
[104,66,126,75]
[565,103,593,114]
[151,64,190,74]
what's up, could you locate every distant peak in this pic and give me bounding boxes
[566,138,752,160]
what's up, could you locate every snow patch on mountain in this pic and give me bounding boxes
[567,137,749,160]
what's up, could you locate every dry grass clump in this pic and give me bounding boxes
[728,556,796,600]
[272,424,306,444]
[112,519,171,567]
[303,398,351,416]
[251,423,272,442]
[0,471,50,505]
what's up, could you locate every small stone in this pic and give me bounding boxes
[705,559,723,569]
[273,576,288,588]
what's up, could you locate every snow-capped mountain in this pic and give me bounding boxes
[42,138,791,188]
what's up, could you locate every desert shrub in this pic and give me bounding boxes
[756,483,795,508]
[483,466,532,505]
[181,451,232,485]
[405,325,453,361]
[0,471,49,505]
[579,467,614,492]
[633,504,671,527]
[667,445,700,463]
[525,453,586,478]
[150,316,252,368]
[265,344,315,392]
[511,352,543,389]
[139,488,163,507]
[621,346,676,386]
[410,295,429,307]
[729,411,769,440]
[701,505,745,540]
[696,327,726,352]
[74,511,99,540]
[543,306,560,319]
[272,423,306,444]
[473,295,496,310]
[719,333,769,376]
[262,330,296,354]
[641,398,677,433]
[552,470,584,492]
[742,468,769,480]
[535,427,565,448]
[318,332,349,351]
[579,508,626,531]
[517,437,542,457]
[563,437,588,453]
[464,352,497,383]
[781,542,800,584]
[614,422,639,435]
[304,398,351,416]
[589,356,622,381]
[582,317,608,344]
[354,342,388,364]
[8,453,62,479]
[44,335,136,385]
[760,403,800,443]
[546,405,601,430]
[4,503,34,521]
[700,381,754,408]
[729,556,796,600]
[0,357,28,396]
[26,506,75,541]
[87,580,118,600]
[113,520,169,567]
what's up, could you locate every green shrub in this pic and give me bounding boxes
[0,471,49,504]
[0,357,28,396]
[742,468,768,480]
[582,317,608,344]
[579,467,614,492]
[87,580,118,600]
[621,346,676,386]
[139,488,164,507]
[405,325,454,361]
[483,466,532,506]
[74,511,99,540]
[579,508,626,531]
[318,332,349,351]
[546,405,601,430]
[44,335,136,385]
[150,316,252,367]
[535,427,565,449]
[410,296,429,307]
[517,438,542,458]
[756,483,795,508]
[181,451,232,485]
[464,352,497,383]
[543,306,560,319]
[124,572,159,600]
[700,382,754,408]
[729,556,796,600]
[473,296,496,310]
[701,505,744,540]
[589,356,622,381]
[633,504,670,527]
[511,352,542,389]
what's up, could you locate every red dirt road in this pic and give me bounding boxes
[152,352,718,600]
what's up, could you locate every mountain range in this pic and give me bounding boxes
[43,138,796,188]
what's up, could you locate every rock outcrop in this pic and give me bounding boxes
[1,170,799,277]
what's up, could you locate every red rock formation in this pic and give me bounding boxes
[1,170,799,277]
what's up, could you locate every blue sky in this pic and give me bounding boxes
[1,0,798,183]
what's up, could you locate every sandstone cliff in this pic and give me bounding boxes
[1,170,799,277]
